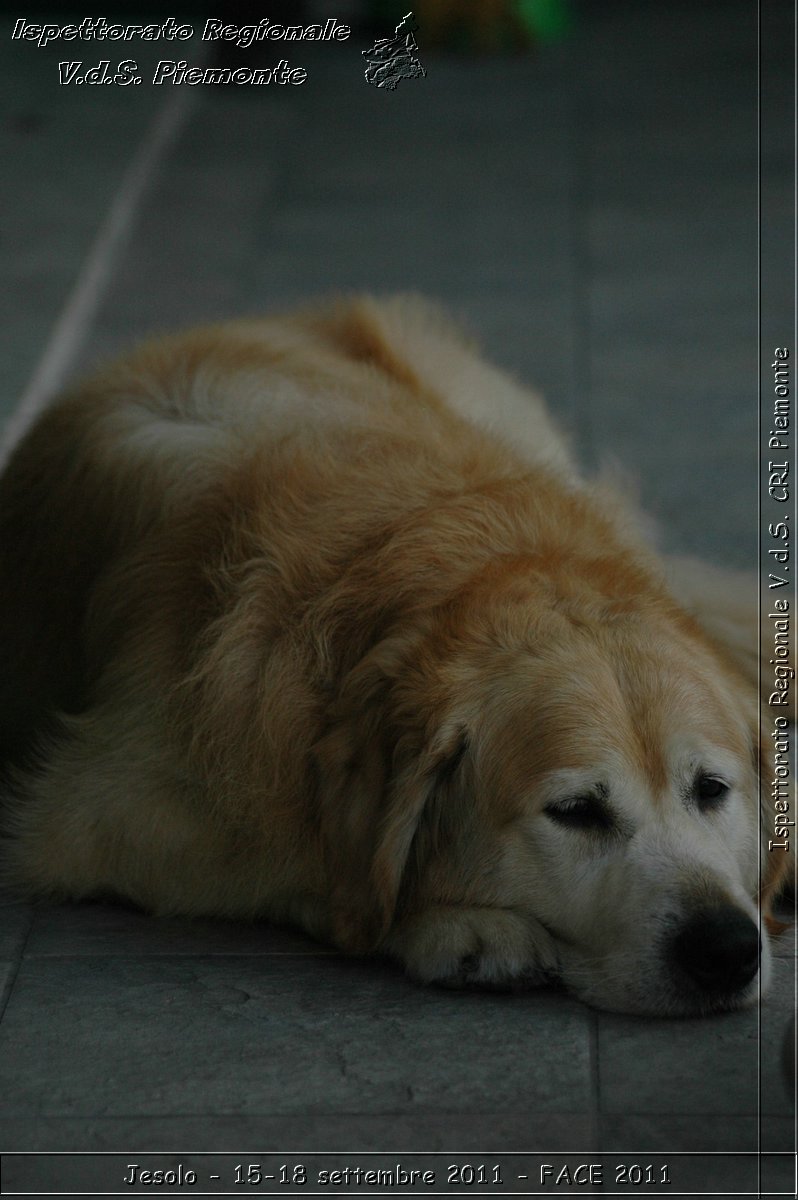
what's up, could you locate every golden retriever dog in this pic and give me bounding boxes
[0,296,791,1015]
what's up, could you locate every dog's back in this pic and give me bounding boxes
[0,297,573,771]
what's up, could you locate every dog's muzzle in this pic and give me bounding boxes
[668,906,761,996]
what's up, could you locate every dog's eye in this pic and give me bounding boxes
[695,774,729,809]
[544,795,613,832]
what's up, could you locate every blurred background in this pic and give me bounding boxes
[2,0,792,564]
[0,1,795,1191]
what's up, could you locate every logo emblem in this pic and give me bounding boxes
[363,11,426,90]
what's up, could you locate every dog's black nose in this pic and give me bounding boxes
[670,907,761,994]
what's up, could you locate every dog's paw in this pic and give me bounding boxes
[384,905,559,990]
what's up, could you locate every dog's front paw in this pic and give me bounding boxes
[385,905,559,990]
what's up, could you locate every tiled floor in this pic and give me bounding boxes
[1,2,795,1196]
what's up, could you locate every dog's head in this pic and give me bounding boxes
[314,558,785,1016]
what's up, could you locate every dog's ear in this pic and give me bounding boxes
[756,724,795,932]
[312,635,465,953]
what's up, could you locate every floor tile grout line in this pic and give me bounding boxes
[0,907,35,1025]
[0,87,193,470]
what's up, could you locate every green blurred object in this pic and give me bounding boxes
[364,0,576,51]
[365,2,575,53]
[515,0,573,43]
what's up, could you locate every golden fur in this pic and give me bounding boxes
[0,296,791,1014]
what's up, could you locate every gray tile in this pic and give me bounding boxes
[25,901,333,958]
[758,959,797,1117]
[71,95,293,370]
[0,961,13,1013]
[0,1111,593,1152]
[597,1114,796,1156]
[0,24,169,412]
[64,48,581,427]
[597,958,796,1117]
[587,369,759,567]
[598,1005,757,1118]
[575,2,760,559]
[0,901,33,959]
[0,956,590,1118]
